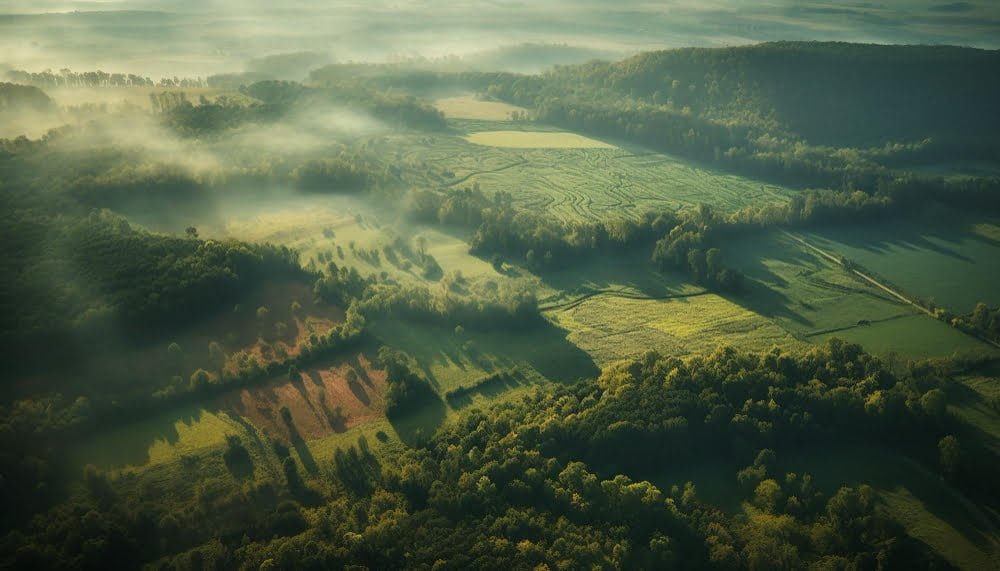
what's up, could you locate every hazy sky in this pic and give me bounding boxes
[1,1,998,77]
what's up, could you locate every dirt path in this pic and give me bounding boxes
[781,230,1000,350]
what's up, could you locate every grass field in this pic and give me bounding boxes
[950,373,1000,455]
[549,292,806,365]
[781,446,1000,571]
[435,95,528,120]
[725,229,999,358]
[803,207,1000,312]
[397,126,798,222]
[465,130,616,149]
[814,314,995,358]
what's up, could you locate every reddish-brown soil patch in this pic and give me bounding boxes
[223,352,387,441]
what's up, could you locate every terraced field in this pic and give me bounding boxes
[396,127,798,222]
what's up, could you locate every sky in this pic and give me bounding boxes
[1,1,998,77]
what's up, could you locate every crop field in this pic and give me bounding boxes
[75,350,390,473]
[396,128,798,222]
[548,293,806,365]
[803,207,1000,312]
[465,130,616,149]
[434,95,529,120]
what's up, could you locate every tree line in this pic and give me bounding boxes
[5,340,995,569]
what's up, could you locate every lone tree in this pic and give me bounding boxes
[939,435,961,477]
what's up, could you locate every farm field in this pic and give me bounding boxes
[725,229,999,358]
[548,292,806,365]
[803,207,1000,312]
[123,192,526,293]
[396,125,799,222]
[434,94,528,120]
[371,320,598,396]
[465,130,615,149]
[813,314,996,358]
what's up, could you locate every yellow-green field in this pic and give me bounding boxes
[465,130,616,149]
[435,95,529,120]
[396,130,798,222]
[549,293,806,365]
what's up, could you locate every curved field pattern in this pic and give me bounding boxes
[401,130,798,222]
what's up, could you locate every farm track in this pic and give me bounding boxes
[805,276,907,305]
[540,288,710,312]
[782,230,1000,350]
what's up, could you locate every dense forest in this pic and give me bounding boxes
[3,341,992,569]
[476,43,1000,199]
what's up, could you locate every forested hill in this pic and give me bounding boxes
[491,42,1000,149]
[0,82,54,113]
[566,42,1000,146]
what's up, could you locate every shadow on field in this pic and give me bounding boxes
[373,319,599,389]
[71,405,208,471]
[781,445,997,556]
[389,397,447,448]
[539,250,682,299]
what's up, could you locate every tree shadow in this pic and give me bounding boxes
[71,405,207,472]
[305,369,325,388]
[347,377,371,406]
[447,369,527,409]
[389,397,448,448]
[539,250,680,300]
[318,394,348,433]
[282,416,319,475]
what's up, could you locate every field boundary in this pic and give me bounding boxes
[540,288,710,312]
[781,230,1000,350]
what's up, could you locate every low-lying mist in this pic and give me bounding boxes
[2,1,998,81]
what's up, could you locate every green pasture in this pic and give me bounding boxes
[397,126,798,222]
[725,229,998,358]
[803,207,1000,312]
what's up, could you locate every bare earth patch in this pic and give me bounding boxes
[224,353,387,441]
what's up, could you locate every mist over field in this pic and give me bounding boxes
[2,0,999,78]
[3,2,1000,570]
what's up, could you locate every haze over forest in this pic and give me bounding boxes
[2,1,1000,570]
